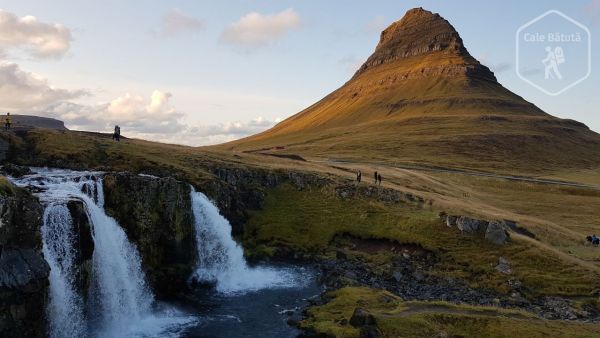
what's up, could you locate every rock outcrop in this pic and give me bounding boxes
[102,173,196,298]
[442,214,511,245]
[0,180,48,338]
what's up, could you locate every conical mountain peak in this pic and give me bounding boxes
[354,8,480,78]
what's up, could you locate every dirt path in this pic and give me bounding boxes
[319,159,600,190]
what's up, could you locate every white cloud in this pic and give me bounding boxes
[221,8,300,47]
[153,9,204,37]
[0,9,72,58]
[42,90,185,135]
[0,62,86,110]
[39,90,279,146]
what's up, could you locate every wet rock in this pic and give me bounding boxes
[392,271,403,282]
[485,221,510,245]
[0,164,31,178]
[102,172,196,298]
[0,182,48,338]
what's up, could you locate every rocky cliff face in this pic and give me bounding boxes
[102,173,196,298]
[0,181,48,338]
[353,7,495,82]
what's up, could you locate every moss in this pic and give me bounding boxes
[301,287,600,338]
[0,176,15,196]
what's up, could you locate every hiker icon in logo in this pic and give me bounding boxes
[542,46,565,80]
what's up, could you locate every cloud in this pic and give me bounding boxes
[39,90,279,145]
[221,8,300,47]
[0,9,72,58]
[0,62,86,110]
[153,9,204,37]
[42,90,186,135]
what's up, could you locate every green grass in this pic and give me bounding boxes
[0,176,15,196]
[244,184,600,297]
[301,287,600,338]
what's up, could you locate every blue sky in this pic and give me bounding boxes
[0,0,598,145]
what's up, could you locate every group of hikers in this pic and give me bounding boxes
[356,170,382,185]
[587,234,600,246]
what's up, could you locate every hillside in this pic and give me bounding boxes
[221,8,600,175]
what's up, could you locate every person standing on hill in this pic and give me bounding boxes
[113,125,121,142]
[378,173,382,185]
[356,170,362,184]
[374,171,378,184]
[4,112,11,131]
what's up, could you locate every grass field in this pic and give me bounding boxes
[301,287,600,338]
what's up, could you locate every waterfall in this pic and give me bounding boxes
[190,188,300,294]
[83,179,153,334]
[11,169,194,338]
[42,204,86,338]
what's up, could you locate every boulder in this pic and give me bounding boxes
[456,216,488,233]
[485,221,510,245]
[495,257,512,275]
[349,308,376,327]
[445,215,458,227]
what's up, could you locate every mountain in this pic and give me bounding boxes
[220,8,600,174]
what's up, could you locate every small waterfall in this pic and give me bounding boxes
[42,204,86,338]
[12,169,194,338]
[83,179,153,334]
[190,188,301,294]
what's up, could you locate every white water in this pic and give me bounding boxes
[190,188,302,294]
[42,204,86,338]
[11,169,195,338]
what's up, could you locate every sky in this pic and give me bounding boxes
[0,0,598,145]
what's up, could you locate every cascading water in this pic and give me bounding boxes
[42,203,86,338]
[11,169,195,338]
[190,188,302,294]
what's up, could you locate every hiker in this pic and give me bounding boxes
[356,170,362,184]
[113,125,121,142]
[4,112,11,131]
[374,171,378,184]
[587,234,600,246]
[378,173,382,185]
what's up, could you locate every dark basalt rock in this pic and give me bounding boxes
[102,172,196,299]
[0,182,48,338]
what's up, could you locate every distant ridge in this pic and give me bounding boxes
[4,115,67,130]
[220,8,600,174]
